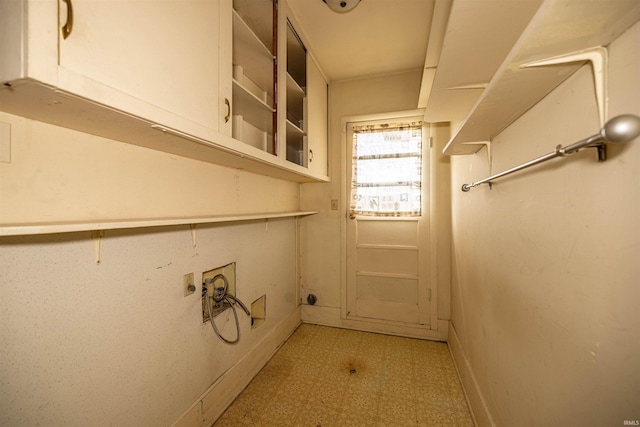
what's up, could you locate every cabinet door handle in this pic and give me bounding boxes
[61,0,74,39]
[309,149,313,162]
[224,98,231,123]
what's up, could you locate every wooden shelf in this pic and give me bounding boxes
[285,120,305,166]
[0,211,318,236]
[442,0,640,155]
[286,73,305,97]
[232,9,274,96]
[286,119,305,138]
[232,79,274,133]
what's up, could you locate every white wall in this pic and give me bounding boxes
[449,21,640,426]
[0,112,299,224]
[0,116,302,425]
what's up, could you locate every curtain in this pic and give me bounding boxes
[349,121,423,217]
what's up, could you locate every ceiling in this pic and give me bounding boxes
[286,0,437,82]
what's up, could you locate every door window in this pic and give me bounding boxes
[349,120,423,217]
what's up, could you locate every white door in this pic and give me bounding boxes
[346,116,431,326]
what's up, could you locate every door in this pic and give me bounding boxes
[346,116,431,326]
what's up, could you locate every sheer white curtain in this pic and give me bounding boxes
[349,120,423,217]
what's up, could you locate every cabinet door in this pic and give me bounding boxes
[58,0,228,133]
[305,55,328,176]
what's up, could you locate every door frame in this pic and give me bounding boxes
[340,109,439,333]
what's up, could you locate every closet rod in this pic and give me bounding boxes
[461,114,640,192]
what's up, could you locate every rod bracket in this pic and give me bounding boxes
[596,143,606,162]
[459,115,639,192]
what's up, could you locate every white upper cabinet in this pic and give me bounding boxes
[0,0,328,183]
[1,0,231,137]
[58,0,229,135]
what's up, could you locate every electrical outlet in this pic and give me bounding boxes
[183,273,195,296]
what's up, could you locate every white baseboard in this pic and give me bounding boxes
[447,323,494,427]
[301,304,342,326]
[301,304,448,341]
[171,307,302,427]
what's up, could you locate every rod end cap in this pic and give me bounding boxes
[602,115,640,144]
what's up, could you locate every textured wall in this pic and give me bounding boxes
[0,112,301,425]
[0,218,298,426]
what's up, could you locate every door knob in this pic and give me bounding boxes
[349,214,356,220]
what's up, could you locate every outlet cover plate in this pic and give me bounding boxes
[183,272,195,296]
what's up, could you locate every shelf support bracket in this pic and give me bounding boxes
[521,47,608,128]
[462,140,492,174]
[190,224,197,248]
[91,230,104,264]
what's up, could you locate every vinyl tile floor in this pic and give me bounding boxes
[213,324,474,426]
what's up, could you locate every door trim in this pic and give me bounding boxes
[340,109,438,332]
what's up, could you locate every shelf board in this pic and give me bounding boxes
[286,119,305,138]
[232,79,274,133]
[0,81,329,185]
[443,0,640,155]
[286,73,305,121]
[286,119,306,167]
[423,0,542,124]
[0,211,318,236]
[286,73,305,96]
[233,9,274,95]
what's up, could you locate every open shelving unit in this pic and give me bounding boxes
[0,210,318,264]
[232,2,276,154]
[0,0,330,190]
[0,211,318,237]
[440,0,640,155]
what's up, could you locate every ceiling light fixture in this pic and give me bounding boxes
[323,0,361,13]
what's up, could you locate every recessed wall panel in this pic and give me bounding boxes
[356,247,418,275]
[356,275,418,304]
[357,220,418,246]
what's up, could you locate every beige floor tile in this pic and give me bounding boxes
[213,324,474,426]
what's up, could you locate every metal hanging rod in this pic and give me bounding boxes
[461,114,640,192]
